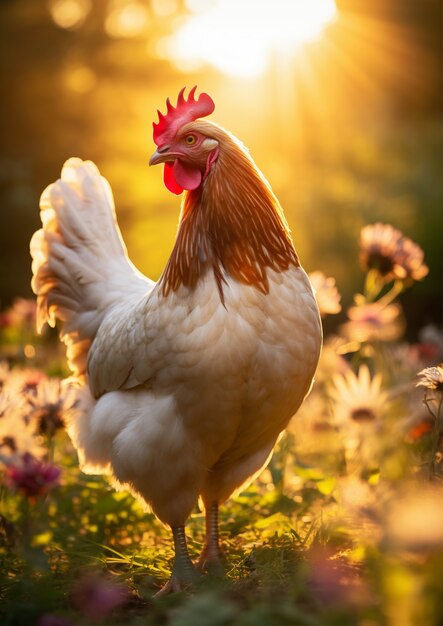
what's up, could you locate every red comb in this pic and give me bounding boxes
[153,86,215,147]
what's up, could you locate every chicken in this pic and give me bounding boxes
[30,87,322,594]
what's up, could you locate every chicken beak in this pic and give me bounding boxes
[149,146,173,166]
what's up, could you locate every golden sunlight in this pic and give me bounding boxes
[164,0,337,76]
[49,0,91,30]
[105,0,150,38]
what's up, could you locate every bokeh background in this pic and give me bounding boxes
[1,0,442,336]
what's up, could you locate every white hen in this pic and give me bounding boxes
[30,88,322,594]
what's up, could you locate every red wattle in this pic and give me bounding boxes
[173,160,202,191]
[163,163,183,195]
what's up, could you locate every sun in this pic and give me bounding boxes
[165,0,337,76]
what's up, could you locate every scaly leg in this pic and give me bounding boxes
[197,501,226,574]
[155,526,198,596]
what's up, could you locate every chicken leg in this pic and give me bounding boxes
[155,526,198,596]
[197,502,226,574]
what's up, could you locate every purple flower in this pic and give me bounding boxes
[72,573,129,618]
[306,547,365,606]
[6,452,60,499]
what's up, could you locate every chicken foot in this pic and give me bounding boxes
[197,502,226,575]
[155,526,198,596]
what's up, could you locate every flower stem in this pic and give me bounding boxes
[376,280,404,308]
[427,394,442,480]
[364,270,384,302]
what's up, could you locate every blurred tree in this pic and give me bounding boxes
[0,0,441,334]
[335,0,441,118]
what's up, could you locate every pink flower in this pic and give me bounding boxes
[341,301,404,343]
[309,271,342,317]
[7,298,37,328]
[6,453,60,498]
[72,574,129,618]
[306,547,364,606]
[25,378,80,437]
[360,223,428,283]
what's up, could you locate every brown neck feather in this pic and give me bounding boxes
[159,129,299,301]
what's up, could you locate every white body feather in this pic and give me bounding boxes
[31,158,322,527]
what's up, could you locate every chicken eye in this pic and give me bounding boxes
[185,134,197,145]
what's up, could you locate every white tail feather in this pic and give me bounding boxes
[30,158,153,378]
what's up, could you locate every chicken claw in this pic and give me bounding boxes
[155,526,199,597]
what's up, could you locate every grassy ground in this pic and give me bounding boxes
[1,227,443,626]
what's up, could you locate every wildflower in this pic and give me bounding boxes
[395,235,429,282]
[0,391,44,458]
[26,378,79,437]
[6,452,60,498]
[309,271,342,317]
[306,547,366,606]
[406,417,434,442]
[412,342,443,366]
[415,365,443,477]
[20,370,48,395]
[4,298,37,329]
[330,366,389,471]
[418,324,443,363]
[4,367,48,398]
[341,301,404,343]
[416,364,443,392]
[330,365,389,426]
[72,573,129,618]
[1,364,47,399]
[360,222,428,283]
